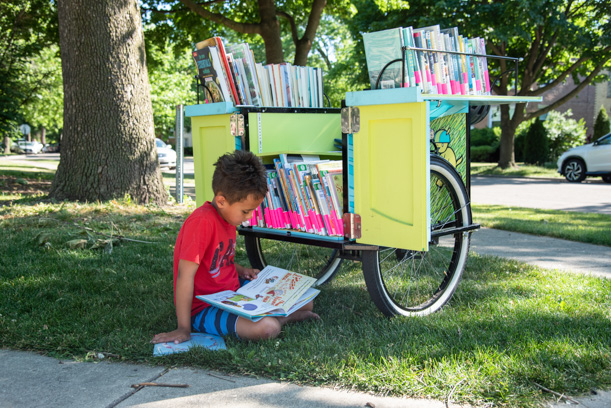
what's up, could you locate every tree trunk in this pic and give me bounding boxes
[41,127,46,145]
[3,136,10,154]
[293,0,326,66]
[498,102,527,169]
[498,105,515,168]
[51,0,166,204]
[258,0,284,64]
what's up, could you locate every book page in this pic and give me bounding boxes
[238,266,316,312]
[197,290,277,317]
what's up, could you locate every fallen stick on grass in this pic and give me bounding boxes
[131,382,189,389]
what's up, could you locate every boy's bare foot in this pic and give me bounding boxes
[278,310,320,325]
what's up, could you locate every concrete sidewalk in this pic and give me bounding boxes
[0,349,462,408]
[1,229,610,408]
[469,228,611,278]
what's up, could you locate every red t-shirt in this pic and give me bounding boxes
[173,202,240,316]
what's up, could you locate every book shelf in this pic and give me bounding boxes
[185,88,540,249]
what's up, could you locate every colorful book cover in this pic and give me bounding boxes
[478,37,491,95]
[412,31,432,93]
[402,27,418,90]
[362,27,404,90]
[227,43,262,106]
[214,37,240,104]
[153,333,226,356]
[191,46,227,103]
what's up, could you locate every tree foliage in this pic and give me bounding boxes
[21,45,64,143]
[543,110,586,160]
[0,0,58,151]
[146,40,196,140]
[141,0,353,66]
[593,105,610,142]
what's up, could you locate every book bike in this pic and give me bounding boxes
[192,50,534,318]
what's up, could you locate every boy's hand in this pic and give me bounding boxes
[151,328,191,345]
[239,267,260,280]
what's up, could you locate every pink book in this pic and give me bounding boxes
[323,214,335,236]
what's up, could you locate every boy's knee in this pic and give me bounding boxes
[253,318,281,340]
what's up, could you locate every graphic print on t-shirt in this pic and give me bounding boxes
[209,239,235,278]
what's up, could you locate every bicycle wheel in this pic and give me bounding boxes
[243,236,342,286]
[362,155,471,316]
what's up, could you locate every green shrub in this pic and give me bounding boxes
[471,145,496,162]
[470,127,500,162]
[544,110,587,161]
[470,127,499,146]
[513,119,534,162]
[523,117,548,165]
[593,106,610,142]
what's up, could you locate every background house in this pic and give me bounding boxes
[479,72,611,141]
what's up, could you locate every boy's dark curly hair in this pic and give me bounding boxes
[212,150,268,204]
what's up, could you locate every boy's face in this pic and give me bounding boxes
[214,193,264,226]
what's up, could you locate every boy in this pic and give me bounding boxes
[152,150,318,344]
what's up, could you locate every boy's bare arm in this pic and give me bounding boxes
[151,260,199,344]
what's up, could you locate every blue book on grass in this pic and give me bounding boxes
[153,333,226,356]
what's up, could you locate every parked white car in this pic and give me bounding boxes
[156,138,177,169]
[557,133,611,183]
[11,140,44,154]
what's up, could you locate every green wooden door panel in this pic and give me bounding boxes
[249,112,340,155]
[353,102,430,251]
[191,114,235,207]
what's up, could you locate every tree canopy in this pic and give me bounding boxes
[142,0,352,66]
[0,0,58,150]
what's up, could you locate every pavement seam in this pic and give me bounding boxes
[106,367,171,408]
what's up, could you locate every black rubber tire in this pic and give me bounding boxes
[243,236,342,286]
[362,155,471,317]
[602,175,611,183]
[563,158,587,182]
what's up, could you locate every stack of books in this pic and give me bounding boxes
[245,154,343,237]
[363,25,491,96]
[192,37,325,108]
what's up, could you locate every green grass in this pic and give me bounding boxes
[472,205,611,247]
[1,197,610,408]
[471,162,562,179]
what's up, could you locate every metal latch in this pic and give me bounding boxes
[343,213,361,239]
[230,114,245,136]
[341,107,360,134]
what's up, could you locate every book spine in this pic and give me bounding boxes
[214,37,240,104]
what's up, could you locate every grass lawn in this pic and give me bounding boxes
[1,192,610,407]
[472,205,611,247]
[471,162,562,179]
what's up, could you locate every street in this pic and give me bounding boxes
[470,175,611,214]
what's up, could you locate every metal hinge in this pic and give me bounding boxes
[341,106,360,134]
[230,114,245,137]
[343,213,362,239]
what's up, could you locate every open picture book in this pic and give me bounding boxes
[196,265,320,321]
